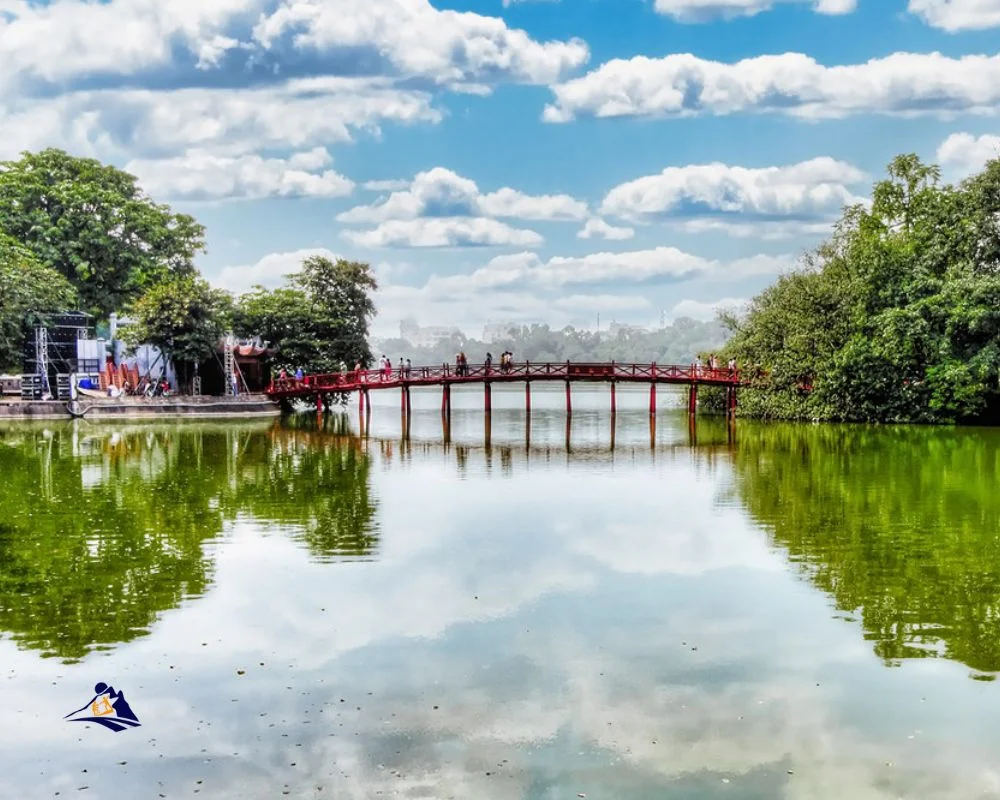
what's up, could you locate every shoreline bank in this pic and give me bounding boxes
[0,394,281,421]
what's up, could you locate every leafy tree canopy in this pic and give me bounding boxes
[123,275,233,389]
[234,256,378,372]
[0,149,205,319]
[716,154,1000,424]
[0,232,77,371]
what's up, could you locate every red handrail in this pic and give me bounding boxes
[267,361,742,397]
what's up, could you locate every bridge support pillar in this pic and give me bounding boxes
[688,383,698,415]
[565,380,572,415]
[363,389,371,420]
[525,382,531,415]
[649,383,656,416]
[610,382,616,415]
[358,389,364,416]
[442,384,451,419]
[316,393,323,414]
[727,386,738,417]
[484,381,492,414]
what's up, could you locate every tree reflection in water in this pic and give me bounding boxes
[733,422,1000,676]
[0,416,377,662]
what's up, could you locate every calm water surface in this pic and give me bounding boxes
[3,385,1000,799]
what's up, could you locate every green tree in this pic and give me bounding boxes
[291,256,378,370]
[234,256,378,373]
[0,233,77,371]
[234,286,325,371]
[713,153,1000,424]
[124,276,233,391]
[0,149,205,318]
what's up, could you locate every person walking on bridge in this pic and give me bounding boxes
[485,352,493,374]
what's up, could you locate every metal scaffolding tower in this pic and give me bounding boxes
[35,325,49,397]
[223,333,235,396]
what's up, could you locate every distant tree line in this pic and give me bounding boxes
[375,317,729,368]
[707,154,1000,424]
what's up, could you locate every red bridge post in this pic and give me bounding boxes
[442,384,451,419]
[688,383,698,415]
[610,381,616,415]
[484,381,492,414]
[649,363,657,416]
[565,360,572,414]
[525,381,531,414]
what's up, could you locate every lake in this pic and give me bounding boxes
[2,383,1000,799]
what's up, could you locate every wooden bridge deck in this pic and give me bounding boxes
[268,361,740,398]
[266,361,741,418]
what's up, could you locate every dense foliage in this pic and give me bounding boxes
[0,233,77,371]
[235,256,378,373]
[0,149,204,319]
[122,275,233,390]
[375,317,728,366]
[715,154,1000,424]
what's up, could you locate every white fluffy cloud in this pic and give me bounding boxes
[553,294,651,311]
[342,218,544,248]
[363,179,411,192]
[252,0,589,85]
[339,167,588,224]
[0,0,258,96]
[652,0,856,22]
[670,296,749,321]
[908,0,1000,31]
[544,51,1000,122]
[600,157,866,236]
[0,0,588,204]
[0,77,440,161]
[676,218,837,240]
[339,167,588,248]
[419,247,791,291]
[577,217,636,240]
[213,247,340,291]
[0,0,588,99]
[937,132,1000,176]
[125,147,354,201]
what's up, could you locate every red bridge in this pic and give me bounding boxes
[267,361,741,417]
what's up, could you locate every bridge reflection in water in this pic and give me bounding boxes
[312,402,737,460]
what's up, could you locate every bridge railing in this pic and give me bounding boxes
[267,361,741,395]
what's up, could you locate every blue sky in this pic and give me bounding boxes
[3,0,1000,338]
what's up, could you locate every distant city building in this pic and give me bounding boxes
[481,322,522,343]
[399,318,461,348]
[608,321,648,335]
